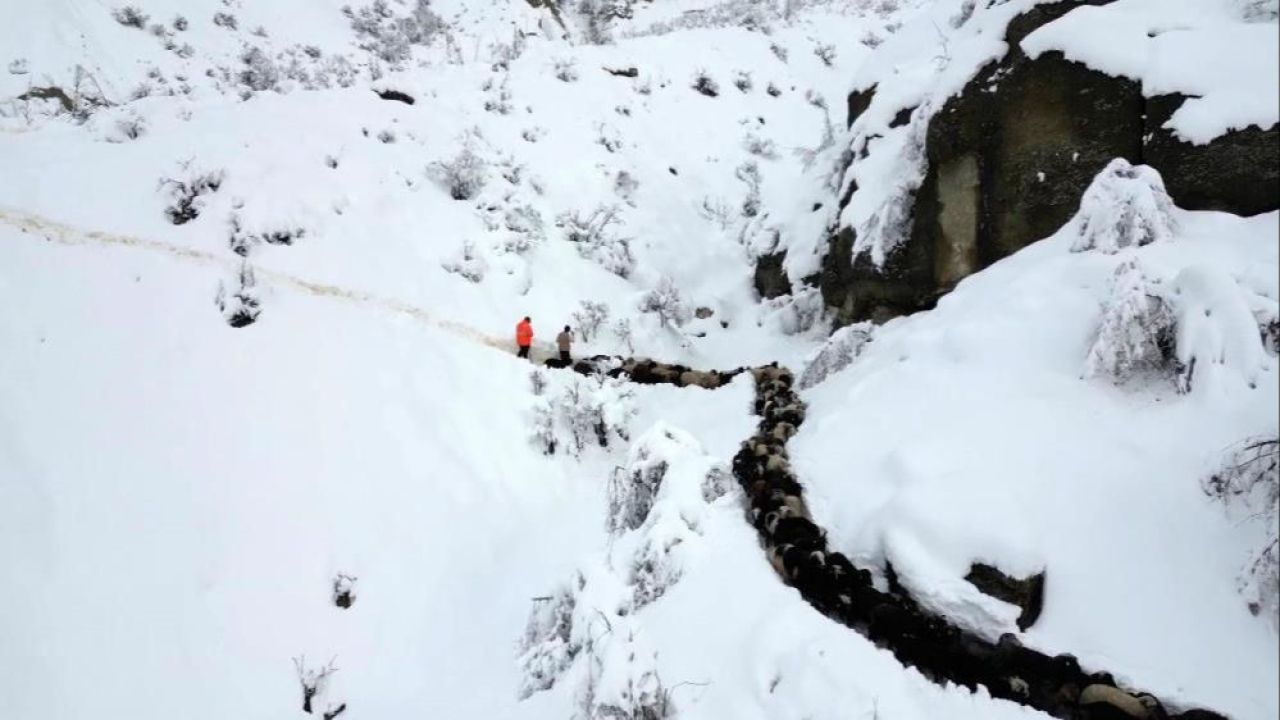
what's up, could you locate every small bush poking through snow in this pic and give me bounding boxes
[638,277,691,329]
[813,43,837,67]
[332,573,357,609]
[215,263,261,328]
[769,43,789,62]
[743,133,778,160]
[800,322,875,389]
[344,0,445,66]
[431,142,488,200]
[733,70,753,92]
[691,70,719,97]
[554,58,580,82]
[1069,159,1177,254]
[111,115,146,142]
[112,6,149,28]
[1236,0,1279,21]
[441,241,487,282]
[1083,259,1177,384]
[160,169,224,225]
[766,82,781,97]
[1205,436,1279,624]
[212,12,238,30]
[238,47,280,92]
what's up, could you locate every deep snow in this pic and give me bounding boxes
[1,1,1276,719]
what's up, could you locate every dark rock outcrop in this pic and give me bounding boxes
[753,251,791,299]
[966,563,1046,631]
[822,0,1280,326]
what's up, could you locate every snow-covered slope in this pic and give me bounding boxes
[1,1,1276,719]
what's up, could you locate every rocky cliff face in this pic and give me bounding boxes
[816,1,1279,327]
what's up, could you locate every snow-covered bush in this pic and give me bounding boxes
[769,42,789,62]
[441,240,487,282]
[813,42,837,66]
[575,0,630,45]
[1169,264,1272,393]
[172,15,188,31]
[577,627,672,720]
[607,459,666,534]
[531,376,636,458]
[691,70,719,97]
[1083,258,1177,383]
[238,47,280,92]
[520,425,720,711]
[483,75,513,115]
[572,301,610,343]
[743,133,778,160]
[110,115,147,142]
[799,321,875,389]
[112,6,149,28]
[431,142,488,200]
[733,70,753,92]
[554,58,580,83]
[736,161,762,217]
[595,123,622,153]
[503,205,545,252]
[638,277,690,329]
[216,263,261,328]
[1205,436,1279,623]
[212,12,238,30]
[160,168,224,225]
[1235,0,1279,21]
[766,82,782,97]
[612,318,635,354]
[345,0,444,65]
[1069,159,1177,254]
[614,171,639,204]
[558,206,635,278]
[517,584,580,698]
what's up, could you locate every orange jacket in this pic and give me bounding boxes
[516,320,533,346]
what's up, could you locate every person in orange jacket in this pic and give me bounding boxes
[516,316,533,358]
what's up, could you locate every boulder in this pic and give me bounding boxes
[965,563,1046,631]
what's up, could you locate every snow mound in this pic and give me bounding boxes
[1171,263,1273,394]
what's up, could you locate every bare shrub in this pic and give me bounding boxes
[212,11,238,30]
[554,58,579,82]
[112,6,149,28]
[638,276,690,328]
[557,206,635,278]
[691,70,719,97]
[430,141,487,200]
[813,43,837,67]
[1205,437,1279,623]
[572,301,611,342]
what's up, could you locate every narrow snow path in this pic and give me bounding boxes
[0,206,564,360]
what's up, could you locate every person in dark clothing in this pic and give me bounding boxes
[516,317,533,358]
[556,325,572,363]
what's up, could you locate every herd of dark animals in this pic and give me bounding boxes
[545,353,1231,720]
